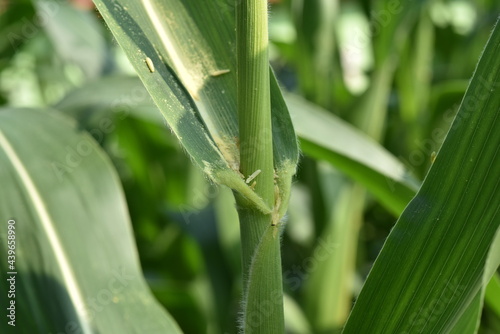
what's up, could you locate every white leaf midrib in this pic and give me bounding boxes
[0,129,92,334]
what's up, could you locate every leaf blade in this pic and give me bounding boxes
[0,108,182,334]
[342,18,500,334]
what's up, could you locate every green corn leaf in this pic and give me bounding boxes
[0,108,182,334]
[342,18,500,334]
[91,0,299,214]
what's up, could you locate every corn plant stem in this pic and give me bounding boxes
[236,0,273,274]
[236,0,284,333]
[237,3,274,199]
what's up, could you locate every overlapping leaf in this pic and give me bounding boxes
[0,108,182,334]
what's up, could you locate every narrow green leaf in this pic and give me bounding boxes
[0,108,182,334]
[372,0,428,66]
[304,176,365,331]
[284,294,313,334]
[485,274,500,318]
[396,11,433,125]
[448,229,500,333]
[343,18,500,333]
[447,292,483,334]
[286,93,420,215]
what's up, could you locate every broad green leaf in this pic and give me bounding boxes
[0,108,182,334]
[91,0,299,214]
[343,19,500,334]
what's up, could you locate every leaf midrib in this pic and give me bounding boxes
[0,128,92,334]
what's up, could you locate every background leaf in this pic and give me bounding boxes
[0,108,182,334]
[34,0,106,79]
[286,93,420,215]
